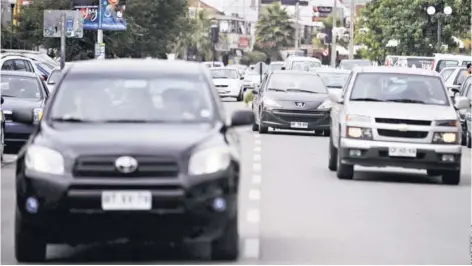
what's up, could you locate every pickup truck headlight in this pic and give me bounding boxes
[346,126,373,140]
[33,108,43,124]
[188,146,231,175]
[25,145,65,175]
[317,99,332,110]
[432,132,458,144]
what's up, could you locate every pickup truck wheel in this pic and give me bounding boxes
[467,132,471,148]
[211,216,239,261]
[328,136,337,171]
[441,170,460,185]
[336,143,354,180]
[15,210,46,262]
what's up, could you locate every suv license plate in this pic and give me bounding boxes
[388,147,417,157]
[101,191,152,211]
[291,122,308,128]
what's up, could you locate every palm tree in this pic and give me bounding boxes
[255,2,295,59]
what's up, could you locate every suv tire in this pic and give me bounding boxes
[15,210,46,262]
[336,141,354,180]
[467,132,471,148]
[211,216,239,261]
[328,136,337,171]
[441,170,460,185]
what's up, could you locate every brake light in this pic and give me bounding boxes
[431,60,435,71]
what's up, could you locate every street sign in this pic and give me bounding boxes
[95,43,105,59]
[322,49,329,56]
[43,10,83,38]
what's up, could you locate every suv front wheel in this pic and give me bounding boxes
[15,210,46,262]
[336,140,354,180]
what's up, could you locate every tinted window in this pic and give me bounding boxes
[440,68,455,80]
[1,60,14,70]
[14,60,28,71]
[461,61,472,66]
[210,69,238,79]
[318,72,350,89]
[50,75,214,122]
[0,75,41,99]
[350,73,448,106]
[406,58,433,69]
[267,73,327,93]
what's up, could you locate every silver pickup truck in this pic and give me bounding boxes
[329,67,470,185]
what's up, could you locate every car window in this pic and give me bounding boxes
[48,70,62,84]
[461,61,472,66]
[1,60,15,70]
[50,74,215,122]
[266,73,327,93]
[318,72,350,89]
[455,69,467,85]
[291,61,320,71]
[0,75,42,99]
[466,85,471,99]
[13,59,29,71]
[349,73,449,106]
[437,60,458,72]
[341,72,354,97]
[406,58,433,69]
[210,69,238,79]
[440,68,455,80]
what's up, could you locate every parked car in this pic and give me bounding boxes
[0,55,50,81]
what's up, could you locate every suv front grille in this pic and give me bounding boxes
[73,155,179,178]
[377,129,428,138]
[375,118,431,126]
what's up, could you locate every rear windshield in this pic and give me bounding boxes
[349,73,449,106]
[1,75,42,99]
[406,58,433,69]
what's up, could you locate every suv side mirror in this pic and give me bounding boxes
[454,96,471,110]
[230,110,255,126]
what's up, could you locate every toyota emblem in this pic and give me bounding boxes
[295,102,305,108]
[115,156,138,173]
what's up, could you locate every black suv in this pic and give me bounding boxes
[12,59,254,262]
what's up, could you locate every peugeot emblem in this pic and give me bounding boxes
[295,102,305,108]
[115,156,138,174]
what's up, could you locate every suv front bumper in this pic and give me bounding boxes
[16,168,237,244]
[339,138,462,170]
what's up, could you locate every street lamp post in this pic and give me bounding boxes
[10,3,15,49]
[426,5,452,52]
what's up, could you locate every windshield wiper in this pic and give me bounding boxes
[287,89,319,94]
[385,99,426,104]
[268,88,286,92]
[350,98,385,102]
[327,86,342,89]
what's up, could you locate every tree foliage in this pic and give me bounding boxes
[255,2,295,59]
[239,51,267,65]
[355,0,471,61]
[1,0,190,60]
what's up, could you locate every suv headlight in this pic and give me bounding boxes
[435,120,460,127]
[432,132,458,144]
[33,108,43,124]
[25,145,64,175]
[346,114,371,122]
[317,99,332,110]
[188,146,231,175]
[263,99,281,108]
[346,126,373,140]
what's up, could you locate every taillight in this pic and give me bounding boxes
[431,61,435,71]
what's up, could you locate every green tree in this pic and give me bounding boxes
[255,2,295,60]
[1,0,189,60]
[355,0,471,61]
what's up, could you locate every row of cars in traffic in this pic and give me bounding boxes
[206,54,471,186]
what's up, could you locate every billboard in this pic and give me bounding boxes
[73,0,126,31]
[260,0,309,6]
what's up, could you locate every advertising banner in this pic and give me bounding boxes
[72,0,126,31]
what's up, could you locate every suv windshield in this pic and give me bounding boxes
[0,75,41,99]
[350,73,449,106]
[267,73,327,93]
[50,75,214,122]
[211,69,238,79]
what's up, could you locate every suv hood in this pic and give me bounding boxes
[37,123,222,156]
[346,102,457,120]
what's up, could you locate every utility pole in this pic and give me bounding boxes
[348,0,355,59]
[294,0,300,50]
[330,0,337,67]
[60,12,66,70]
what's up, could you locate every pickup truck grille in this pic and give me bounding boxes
[73,155,179,178]
[377,129,428,139]
[375,118,431,126]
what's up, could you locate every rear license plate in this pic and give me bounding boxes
[290,122,308,128]
[388,147,417,157]
[101,191,152,211]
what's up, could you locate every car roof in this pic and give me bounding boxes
[0,55,35,61]
[68,59,205,75]
[352,66,440,76]
[270,61,284,64]
[0,71,38,78]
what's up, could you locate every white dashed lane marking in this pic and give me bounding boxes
[246,209,260,223]
[252,174,262,184]
[249,189,261,201]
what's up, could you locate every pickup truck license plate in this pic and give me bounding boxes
[290,122,308,128]
[388,147,417,157]
[101,191,152,211]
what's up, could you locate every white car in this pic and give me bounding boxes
[0,55,48,80]
[202,61,224,68]
[45,67,62,92]
[210,67,245,101]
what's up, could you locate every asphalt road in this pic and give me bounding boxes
[1,99,471,264]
